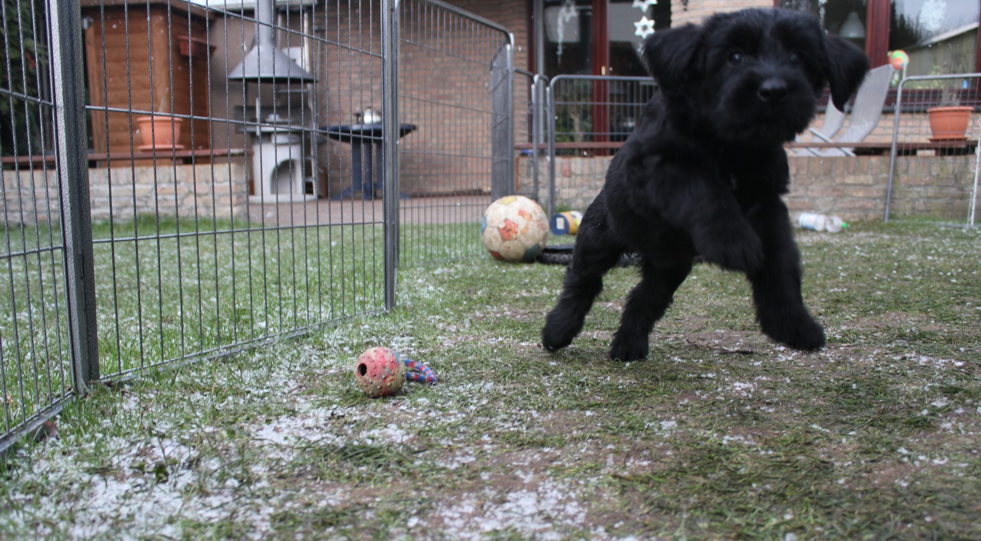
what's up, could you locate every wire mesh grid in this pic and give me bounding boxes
[396,0,512,265]
[512,68,546,203]
[546,74,656,216]
[0,0,516,451]
[73,0,393,383]
[886,73,981,226]
[0,0,73,450]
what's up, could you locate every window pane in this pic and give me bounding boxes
[543,0,593,76]
[606,0,670,77]
[779,0,869,52]
[890,0,979,76]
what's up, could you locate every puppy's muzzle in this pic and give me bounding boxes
[756,77,789,103]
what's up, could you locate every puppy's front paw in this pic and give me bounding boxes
[762,311,826,351]
[542,318,576,352]
[699,226,764,273]
[609,332,649,362]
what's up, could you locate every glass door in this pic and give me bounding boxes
[542,0,594,76]
[539,0,672,78]
[602,1,667,144]
[603,0,670,77]
[538,0,668,152]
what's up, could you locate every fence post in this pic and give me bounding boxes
[885,77,906,223]
[506,38,515,196]
[47,0,99,391]
[532,74,549,207]
[547,82,556,218]
[490,42,511,201]
[531,76,540,201]
[382,0,400,310]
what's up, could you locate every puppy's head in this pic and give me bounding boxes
[643,8,869,144]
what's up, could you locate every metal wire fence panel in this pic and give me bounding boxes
[513,69,546,203]
[0,0,518,449]
[886,74,981,226]
[75,0,391,380]
[396,0,512,266]
[490,39,512,201]
[0,0,74,451]
[546,75,656,216]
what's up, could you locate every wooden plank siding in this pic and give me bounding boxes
[83,4,212,156]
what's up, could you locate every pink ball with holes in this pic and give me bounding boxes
[354,347,406,398]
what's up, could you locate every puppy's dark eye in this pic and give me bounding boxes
[788,52,801,63]
[729,51,744,65]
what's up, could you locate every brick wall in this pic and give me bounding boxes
[3,1,530,229]
[518,154,979,223]
[787,155,977,221]
[395,0,530,196]
[1,160,249,226]
[203,1,529,198]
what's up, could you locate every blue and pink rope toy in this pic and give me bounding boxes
[403,357,437,385]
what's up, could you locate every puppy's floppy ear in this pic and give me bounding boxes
[642,24,702,92]
[821,34,870,111]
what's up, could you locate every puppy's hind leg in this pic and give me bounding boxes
[542,204,624,352]
[746,198,826,351]
[609,259,692,362]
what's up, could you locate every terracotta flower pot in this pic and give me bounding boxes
[927,106,972,141]
[136,116,184,150]
[177,35,216,59]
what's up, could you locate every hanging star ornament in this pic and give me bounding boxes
[632,0,658,11]
[634,16,656,38]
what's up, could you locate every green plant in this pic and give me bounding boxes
[0,0,49,157]
[554,80,594,144]
[929,61,965,107]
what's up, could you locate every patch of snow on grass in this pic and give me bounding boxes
[432,478,587,540]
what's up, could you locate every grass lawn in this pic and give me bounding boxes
[1,217,481,433]
[1,220,980,539]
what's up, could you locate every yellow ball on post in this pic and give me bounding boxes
[888,50,909,70]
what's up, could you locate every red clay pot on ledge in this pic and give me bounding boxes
[926,106,972,141]
[177,35,216,59]
[136,116,185,151]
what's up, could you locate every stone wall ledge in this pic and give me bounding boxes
[518,155,978,223]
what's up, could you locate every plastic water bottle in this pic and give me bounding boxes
[798,212,848,233]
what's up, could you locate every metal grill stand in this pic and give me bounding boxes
[227,0,317,203]
[250,125,312,203]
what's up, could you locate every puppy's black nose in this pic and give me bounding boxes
[757,78,788,102]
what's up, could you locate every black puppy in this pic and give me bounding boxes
[541,8,868,361]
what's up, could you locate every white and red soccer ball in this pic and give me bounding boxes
[480,196,549,262]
